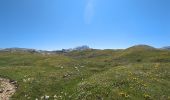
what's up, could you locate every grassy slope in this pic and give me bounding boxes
[76,63,170,100]
[0,47,170,100]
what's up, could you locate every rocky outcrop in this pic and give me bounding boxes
[0,78,17,100]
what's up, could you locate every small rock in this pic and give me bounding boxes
[6,89,11,92]
[0,89,4,93]
[10,80,17,84]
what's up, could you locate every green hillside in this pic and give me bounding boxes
[0,45,170,100]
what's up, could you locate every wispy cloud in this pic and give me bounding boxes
[84,0,95,24]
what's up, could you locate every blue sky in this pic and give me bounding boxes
[0,0,169,50]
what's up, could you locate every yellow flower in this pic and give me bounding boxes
[119,92,129,98]
[142,83,147,87]
[143,94,151,99]
[133,78,137,80]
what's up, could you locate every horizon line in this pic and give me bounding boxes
[0,44,169,51]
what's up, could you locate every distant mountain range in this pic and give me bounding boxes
[0,48,37,53]
[162,46,170,50]
[0,45,169,54]
[0,45,91,54]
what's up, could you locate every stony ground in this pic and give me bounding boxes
[0,78,16,100]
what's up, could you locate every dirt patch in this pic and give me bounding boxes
[0,78,17,100]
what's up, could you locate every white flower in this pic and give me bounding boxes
[75,67,78,69]
[54,95,57,98]
[27,78,31,81]
[45,95,50,99]
[23,79,27,82]
[40,96,44,99]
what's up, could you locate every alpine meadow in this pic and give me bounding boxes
[0,0,170,100]
[0,45,170,100]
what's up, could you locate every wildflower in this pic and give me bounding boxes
[59,95,62,98]
[142,83,147,87]
[23,79,27,82]
[40,96,44,99]
[24,94,28,97]
[133,78,137,80]
[119,92,129,98]
[27,78,31,81]
[54,95,57,98]
[129,72,133,75]
[45,95,50,99]
[68,95,72,98]
[144,94,151,99]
